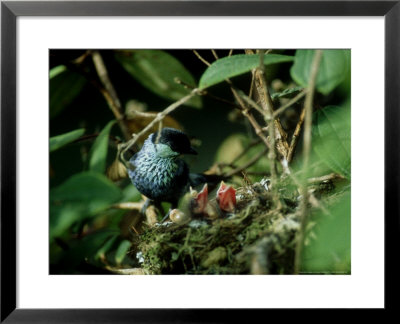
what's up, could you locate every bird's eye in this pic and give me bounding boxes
[169,141,183,153]
[154,128,193,154]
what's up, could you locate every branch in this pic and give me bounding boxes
[225,147,268,177]
[231,88,271,151]
[192,50,211,66]
[287,106,306,163]
[307,173,344,184]
[254,50,278,184]
[112,202,144,210]
[230,138,262,165]
[91,50,131,140]
[246,49,290,160]
[119,89,201,168]
[211,49,219,60]
[175,78,241,110]
[193,50,272,155]
[294,49,323,274]
[273,89,308,118]
[280,89,309,163]
[238,89,268,116]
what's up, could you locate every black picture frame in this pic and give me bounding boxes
[1,0,399,322]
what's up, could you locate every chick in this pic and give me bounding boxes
[128,127,206,220]
[172,181,237,224]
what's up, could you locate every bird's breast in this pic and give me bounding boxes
[129,154,189,203]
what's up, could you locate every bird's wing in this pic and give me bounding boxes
[129,151,139,164]
[189,173,207,187]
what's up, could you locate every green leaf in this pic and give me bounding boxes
[49,65,67,79]
[50,128,85,152]
[55,229,119,272]
[271,86,303,99]
[50,172,122,239]
[301,192,351,274]
[115,240,132,265]
[115,50,202,108]
[51,171,122,204]
[50,65,87,118]
[95,234,119,260]
[89,121,115,173]
[312,105,351,178]
[290,49,350,95]
[199,53,294,89]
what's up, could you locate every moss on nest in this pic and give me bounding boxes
[134,176,349,274]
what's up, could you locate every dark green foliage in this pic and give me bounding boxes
[302,192,351,273]
[50,65,87,118]
[50,172,122,240]
[88,121,115,173]
[199,53,294,89]
[50,128,85,152]
[49,49,351,274]
[312,105,351,178]
[291,49,350,94]
[115,50,202,108]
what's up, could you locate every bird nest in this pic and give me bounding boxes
[128,176,340,275]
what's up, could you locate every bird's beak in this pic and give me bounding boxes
[187,147,198,155]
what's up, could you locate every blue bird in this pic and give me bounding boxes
[128,127,207,221]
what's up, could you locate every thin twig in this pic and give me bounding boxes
[244,171,270,176]
[287,107,306,163]
[211,49,219,60]
[231,88,271,150]
[91,50,131,140]
[285,91,316,163]
[225,147,268,177]
[238,90,268,116]
[215,139,262,170]
[127,110,157,118]
[119,89,200,168]
[155,120,163,144]
[294,49,323,274]
[175,78,241,110]
[273,89,308,118]
[192,50,211,66]
[308,173,344,184]
[192,49,280,183]
[248,67,256,102]
[194,50,272,153]
[72,50,91,65]
[254,51,276,115]
[205,50,269,151]
[302,51,323,171]
[73,132,121,145]
[308,193,330,215]
[244,71,257,140]
[112,202,144,210]
[193,48,270,155]
[230,138,262,165]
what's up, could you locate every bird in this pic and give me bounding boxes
[128,127,208,221]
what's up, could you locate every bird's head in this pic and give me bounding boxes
[149,127,197,158]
